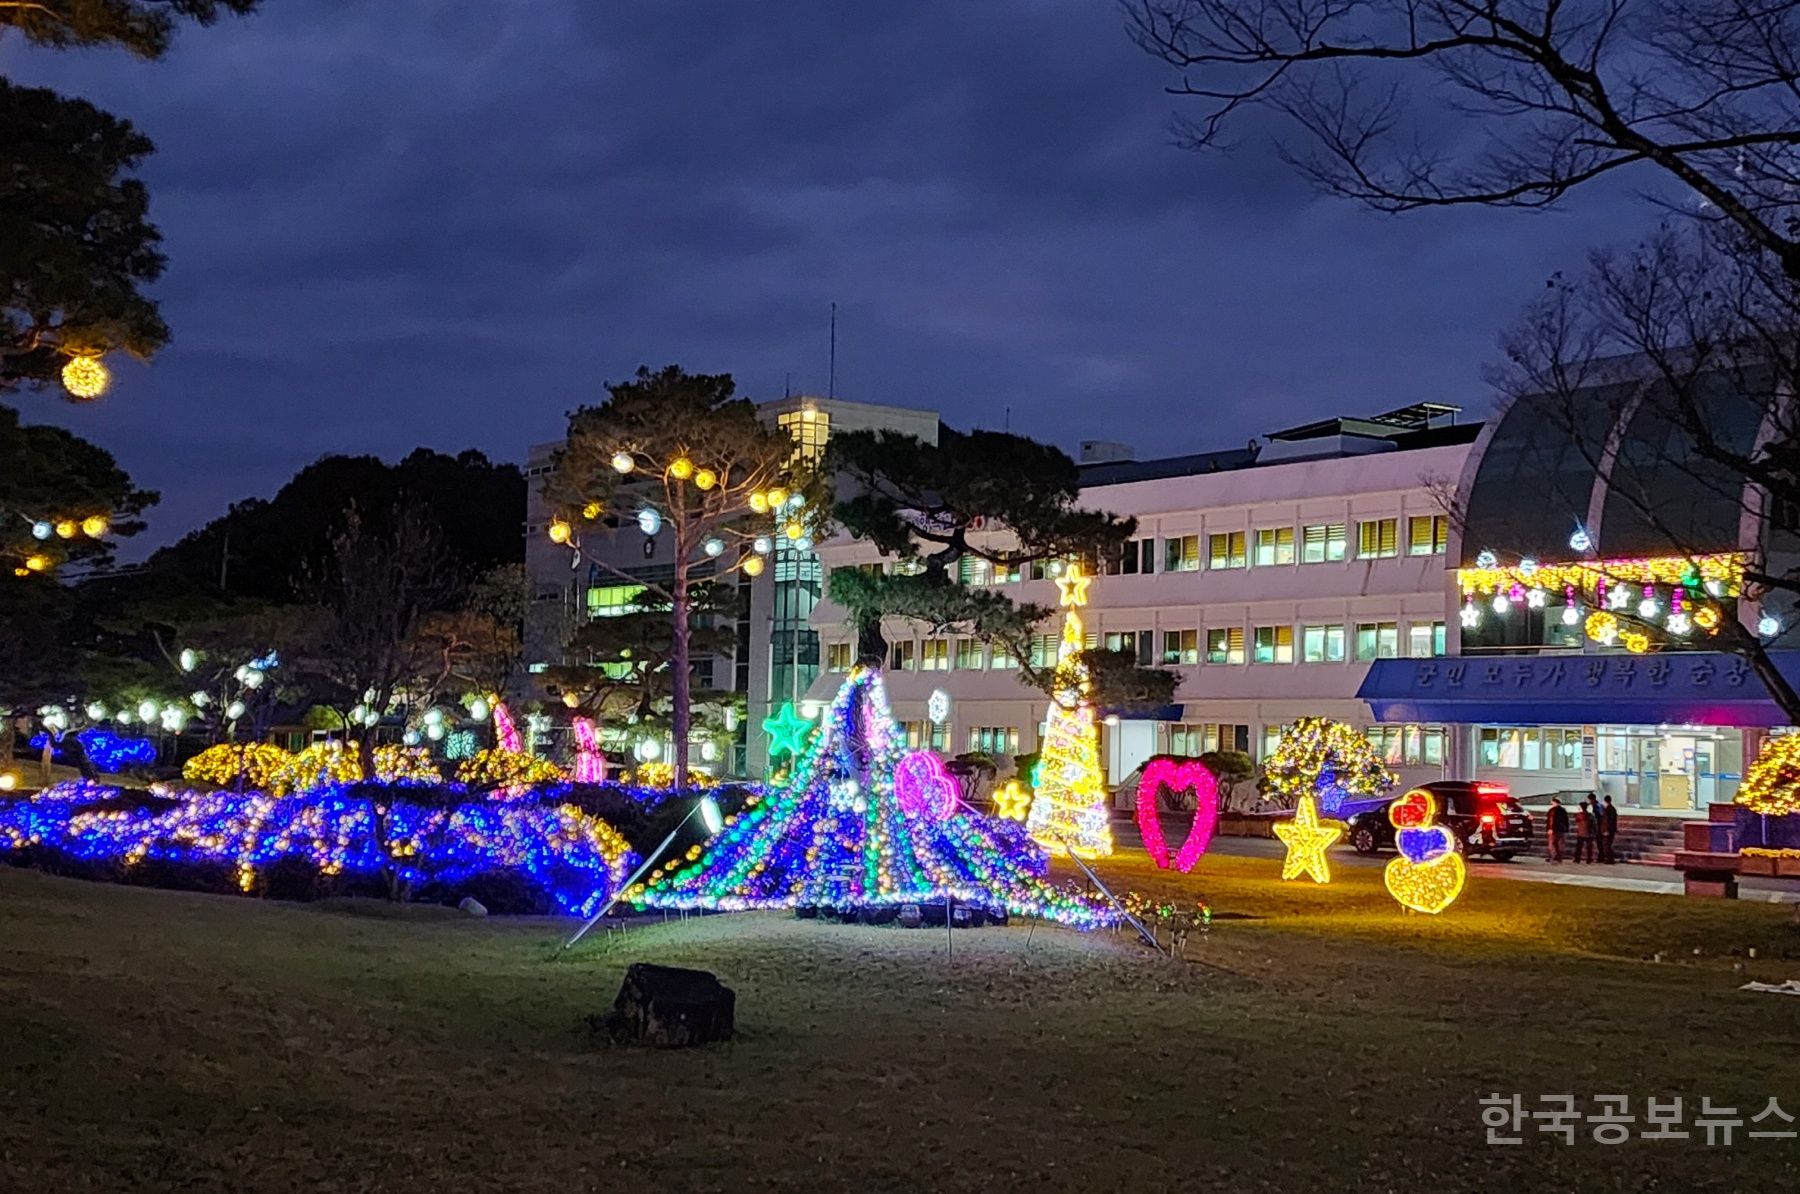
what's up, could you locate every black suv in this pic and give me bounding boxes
[1344,781,1534,862]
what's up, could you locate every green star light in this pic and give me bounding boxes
[761,701,813,759]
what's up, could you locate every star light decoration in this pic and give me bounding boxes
[992,779,1033,821]
[1273,794,1341,884]
[762,701,814,761]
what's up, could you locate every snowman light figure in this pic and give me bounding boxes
[1382,788,1468,915]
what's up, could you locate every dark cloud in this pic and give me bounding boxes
[8,0,1649,555]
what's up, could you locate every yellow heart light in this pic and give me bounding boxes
[1384,849,1467,914]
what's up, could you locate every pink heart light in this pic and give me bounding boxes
[896,750,958,819]
[1135,758,1221,872]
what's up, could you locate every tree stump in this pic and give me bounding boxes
[605,963,735,1048]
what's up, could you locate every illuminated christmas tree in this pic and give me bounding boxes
[637,665,1111,928]
[1024,563,1114,858]
[1262,717,1396,818]
[1738,735,1800,817]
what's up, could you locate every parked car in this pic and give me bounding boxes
[1344,781,1534,861]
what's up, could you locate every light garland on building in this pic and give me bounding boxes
[1457,552,1745,597]
[1273,794,1340,883]
[1381,789,1466,914]
[1737,735,1800,817]
[1134,757,1220,873]
[1457,551,1741,644]
[1262,717,1396,817]
[1024,563,1114,858]
[0,784,635,915]
[635,666,1114,929]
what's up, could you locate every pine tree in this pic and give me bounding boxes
[637,666,1109,928]
[1024,563,1114,857]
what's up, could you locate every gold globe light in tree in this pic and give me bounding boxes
[749,492,769,513]
[693,468,718,491]
[81,515,108,538]
[547,518,573,545]
[53,520,77,539]
[61,354,110,400]
[669,455,695,481]
[741,555,765,577]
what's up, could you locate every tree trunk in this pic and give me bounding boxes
[0,716,14,781]
[855,609,889,668]
[672,551,691,793]
[358,732,377,780]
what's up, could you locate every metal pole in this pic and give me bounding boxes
[557,801,704,955]
[944,891,953,962]
[1058,839,1160,952]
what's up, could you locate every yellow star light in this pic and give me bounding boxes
[1054,561,1092,607]
[1274,794,1342,884]
[993,779,1033,821]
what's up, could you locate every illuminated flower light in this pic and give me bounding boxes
[581,501,604,520]
[1474,549,1498,569]
[1525,587,1547,609]
[1584,610,1619,646]
[30,521,51,540]
[183,743,293,791]
[637,507,662,536]
[1694,605,1722,632]
[1273,794,1341,884]
[1025,563,1112,859]
[1737,735,1800,817]
[1759,613,1783,638]
[748,492,769,514]
[1134,758,1220,873]
[0,785,635,917]
[273,742,364,795]
[1381,788,1466,914]
[1262,717,1396,818]
[629,760,716,790]
[572,717,607,784]
[895,750,958,819]
[637,667,1113,930]
[1621,631,1651,654]
[28,727,156,772]
[61,354,110,399]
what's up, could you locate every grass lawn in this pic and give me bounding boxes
[4,855,1800,1192]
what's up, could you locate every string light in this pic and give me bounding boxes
[1458,551,1743,597]
[1135,758,1219,873]
[635,666,1113,929]
[1025,563,1113,859]
[61,354,110,399]
[895,750,958,819]
[1737,735,1800,816]
[1273,794,1341,883]
[1262,717,1396,817]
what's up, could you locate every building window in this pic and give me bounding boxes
[1253,625,1294,664]
[1408,514,1450,556]
[1162,629,1199,665]
[990,641,1017,670]
[1164,535,1201,572]
[1479,726,1582,771]
[1208,531,1247,569]
[890,640,915,671]
[1105,538,1156,576]
[1171,723,1249,755]
[776,407,830,463]
[1206,627,1246,664]
[957,556,991,586]
[1408,621,1448,658]
[1301,523,1348,563]
[1355,621,1400,661]
[1104,630,1155,666]
[826,642,852,672]
[1260,724,1283,759]
[1357,518,1399,559]
[1300,624,1345,663]
[991,561,1022,584]
[1028,633,1059,668]
[1367,723,1448,766]
[586,584,646,618]
[953,639,983,670]
[968,726,1019,755]
[903,721,948,752]
[920,639,949,671]
[1254,527,1296,566]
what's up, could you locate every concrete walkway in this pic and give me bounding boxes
[1116,827,1800,904]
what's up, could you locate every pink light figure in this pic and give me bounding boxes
[572,717,606,784]
[493,702,522,753]
[1134,758,1221,873]
[895,749,958,819]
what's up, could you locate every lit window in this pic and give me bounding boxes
[1408,621,1448,658]
[990,641,1017,670]
[1254,527,1295,566]
[1253,625,1294,664]
[953,639,983,670]
[1206,627,1245,664]
[1028,634,1059,668]
[1357,518,1399,559]
[1208,531,1247,569]
[586,584,646,617]
[1408,514,1450,556]
[1162,629,1199,665]
[920,639,948,671]
[890,640,916,671]
[1301,523,1348,563]
[1301,624,1345,663]
[1355,622,1399,661]
[968,726,1019,755]
[776,407,830,463]
[1163,535,1201,572]
[826,642,852,672]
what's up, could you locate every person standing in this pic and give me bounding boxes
[1573,798,1596,864]
[1600,795,1619,864]
[1545,797,1569,863]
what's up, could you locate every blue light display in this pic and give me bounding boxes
[27,728,157,772]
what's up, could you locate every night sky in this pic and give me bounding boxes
[9,1,1654,552]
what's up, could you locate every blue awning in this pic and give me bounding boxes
[1357,651,1799,728]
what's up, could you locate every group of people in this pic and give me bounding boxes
[1544,795,1619,864]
